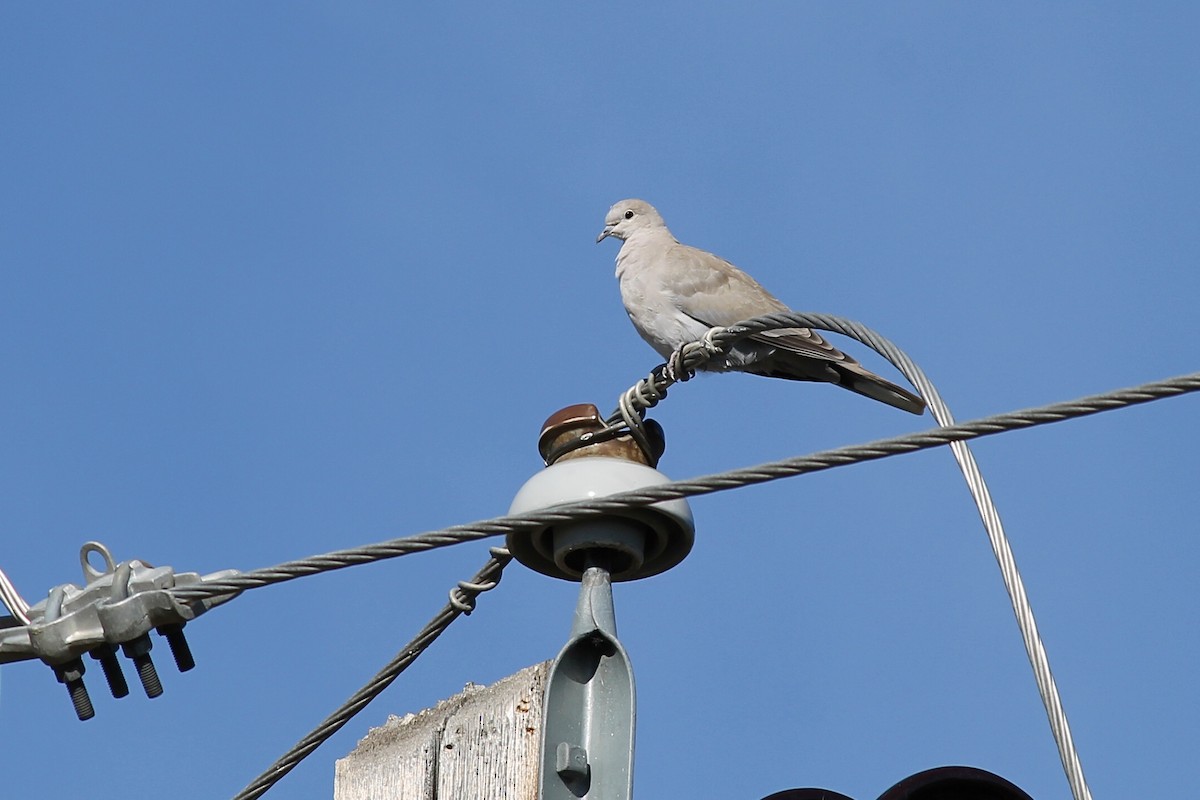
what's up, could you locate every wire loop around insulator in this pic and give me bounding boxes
[616,386,654,460]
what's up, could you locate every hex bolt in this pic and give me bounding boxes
[53,658,95,721]
[89,643,130,698]
[156,622,195,672]
[121,634,163,698]
[555,741,590,785]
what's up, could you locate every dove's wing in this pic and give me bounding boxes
[665,243,854,365]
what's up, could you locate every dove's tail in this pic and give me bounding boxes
[833,364,926,415]
[748,358,927,414]
[739,341,927,414]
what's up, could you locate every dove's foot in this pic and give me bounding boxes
[665,349,695,383]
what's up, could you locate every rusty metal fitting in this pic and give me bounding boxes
[507,404,694,582]
[537,404,665,467]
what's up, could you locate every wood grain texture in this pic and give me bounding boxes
[334,662,549,800]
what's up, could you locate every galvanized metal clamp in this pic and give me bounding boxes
[0,541,240,720]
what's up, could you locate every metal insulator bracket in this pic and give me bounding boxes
[540,565,636,800]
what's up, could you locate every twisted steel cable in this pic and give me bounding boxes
[618,311,1097,800]
[6,306,1189,800]
[174,369,1200,608]
[231,547,512,800]
[179,310,1200,800]
[187,363,1199,800]
[0,566,32,625]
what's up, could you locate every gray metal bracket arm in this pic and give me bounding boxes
[541,564,636,800]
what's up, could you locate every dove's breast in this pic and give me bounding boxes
[616,240,711,358]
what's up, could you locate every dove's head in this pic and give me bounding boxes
[596,199,668,243]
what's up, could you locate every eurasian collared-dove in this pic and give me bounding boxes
[597,198,925,415]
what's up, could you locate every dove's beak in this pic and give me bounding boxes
[596,225,614,243]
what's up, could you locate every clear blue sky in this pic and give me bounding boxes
[3,4,1197,799]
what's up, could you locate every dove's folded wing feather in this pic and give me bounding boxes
[668,244,854,365]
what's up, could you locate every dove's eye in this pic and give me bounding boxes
[624,210,634,220]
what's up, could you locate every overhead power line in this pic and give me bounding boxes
[173,369,1200,606]
[213,366,1198,800]
[9,306,1192,800]
[158,308,1199,800]
[187,309,1195,800]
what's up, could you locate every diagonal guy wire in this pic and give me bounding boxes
[231,547,512,800]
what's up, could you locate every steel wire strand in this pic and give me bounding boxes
[873,331,1093,800]
[172,370,1200,607]
[0,566,32,624]
[716,312,1096,799]
[231,547,512,800]
[624,310,1096,800]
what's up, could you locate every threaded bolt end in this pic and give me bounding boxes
[67,679,95,721]
[134,654,163,698]
[91,645,130,698]
[158,624,195,672]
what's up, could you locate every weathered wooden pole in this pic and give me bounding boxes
[334,663,549,800]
